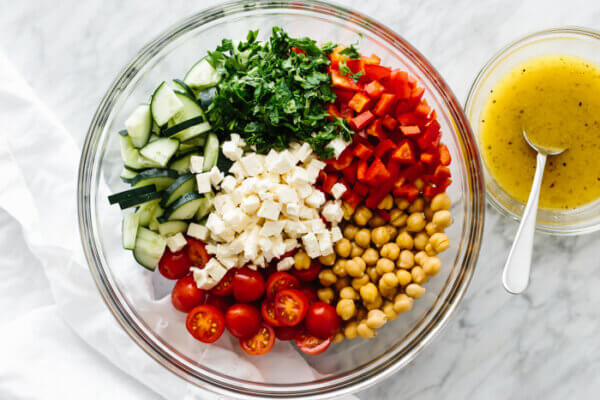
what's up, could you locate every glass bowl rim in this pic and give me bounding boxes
[77,0,486,398]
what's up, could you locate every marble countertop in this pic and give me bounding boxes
[2,0,599,398]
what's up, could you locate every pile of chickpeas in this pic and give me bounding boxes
[293,192,452,342]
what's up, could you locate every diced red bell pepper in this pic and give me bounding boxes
[417,120,441,150]
[410,87,425,102]
[352,142,374,160]
[333,88,356,103]
[291,47,307,55]
[397,112,418,126]
[338,102,354,119]
[353,182,369,197]
[365,157,391,186]
[350,111,375,130]
[401,164,421,181]
[365,80,385,99]
[356,159,368,182]
[348,92,372,113]
[391,141,415,164]
[330,146,354,170]
[382,114,397,131]
[323,173,339,194]
[420,151,437,164]
[326,104,340,121]
[329,45,348,69]
[395,100,416,115]
[362,54,381,65]
[438,143,451,166]
[423,185,438,198]
[365,181,393,208]
[393,183,419,202]
[438,178,452,192]
[408,74,417,88]
[342,160,358,182]
[366,118,385,139]
[374,139,396,159]
[433,165,451,184]
[400,125,421,136]
[388,70,411,99]
[364,64,391,81]
[414,100,431,117]
[331,69,361,91]
[373,93,396,117]
[342,190,363,210]
[346,59,364,74]
[376,209,391,222]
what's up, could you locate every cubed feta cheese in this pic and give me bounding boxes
[230,188,243,205]
[257,200,281,220]
[306,158,326,171]
[222,140,243,161]
[295,183,313,199]
[239,177,258,195]
[223,208,248,232]
[227,237,244,255]
[302,233,320,258]
[166,232,187,252]
[321,201,344,223]
[260,220,285,236]
[209,166,224,187]
[191,267,217,290]
[299,206,317,220]
[205,244,218,255]
[285,202,301,217]
[277,257,295,271]
[230,133,244,146]
[196,173,212,193]
[305,190,326,208]
[205,258,228,282]
[289,167,309,185]
[218,256,238,269]
[259,237,273,253]
[240,154,264,176]
[330,226,343,242]
[284,220,302,238]
[309,218,327,233]
[213,194,235,215]
[220,175,237,193]
[270,236,286,259]
[187,223,208,241]
[283,238,298,253]
[327,136,351,158]
[244,227,259,259]
[317,232,333,256]
[190,155,205,173]
[255,178,274,192]
[241,195,261,215]
[295,142,314,163]
[259,191,274,201]
[228,161,247,179]
[306,166,320,184]
[331,182,347,199]
[275,185,298,203]
[219,227,236,242]
[268,150,295,174]
[206,213,227,237]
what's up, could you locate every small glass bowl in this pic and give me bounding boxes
[465,27,600,235]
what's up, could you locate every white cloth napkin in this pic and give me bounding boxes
[0,48,357,399]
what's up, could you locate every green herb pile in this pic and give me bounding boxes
[206,27,353,159]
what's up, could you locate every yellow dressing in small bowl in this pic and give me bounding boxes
[480,54,600,209]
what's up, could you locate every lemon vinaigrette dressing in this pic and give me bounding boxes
[480,54,600,209]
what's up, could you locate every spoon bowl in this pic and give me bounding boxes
[522,129,567,156]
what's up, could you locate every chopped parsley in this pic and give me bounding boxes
[339,44,361,59]
[205,27,353,159]
[339,60,364,82]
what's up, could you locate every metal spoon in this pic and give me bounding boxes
[502,130,566,294]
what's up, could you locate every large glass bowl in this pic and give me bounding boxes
[78,1,485,398]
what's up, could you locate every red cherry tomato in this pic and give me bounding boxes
[295,332,332,355]
[158,249,191,280]
[211,268,235,296]
[292,261,322,282]
[299,284,318,304]
[275,325,303,341]
[261,298,283,327]
[186,237,211,268]
[233,267,265,303]
[204,293,232,314]
[304,302,341,339]
[266,272,300,298]
[225,304,261,339]
[185,305,225,343]
[274,289,309,326]
[239,323,276,356]
[171,276,206,312]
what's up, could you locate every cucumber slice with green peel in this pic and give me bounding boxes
[195,192,214,221]
[165,92,211,142]
[175,144,202,158]
[172,79,196,98]
[133,227,167,271]
[183,136,206,147]
[120,134,163,170]
[158,220,189,237]
[171,121,211,142]
[162,173,196,207]
[136,199,161,226]
[150,82,184,126]
[184,58,221,89]
[169,153,199,174]
[131,168,178,191]
[139,137,179,167]
[122,213,140,250]
[120,167,138,184]
[125,104,152,148]
[108,185,157,205]
[163,192,204,220]
[202,133,219,172]
[118,191,163,210]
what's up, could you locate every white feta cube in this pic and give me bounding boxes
[295,183,313,199]
[330,226,343,242]
[213,194,235,215]
[309,218,327,233]
[306,158,326,171]
[243,227,259,260]
[317,232,333,256]
[229,161,247,179]
[239,177,258,195]
[191,267,217,290]
[321,201,344,223]
[284,220,302,238]
[327,136,351,158]
[240,154,264,176]
[205,258,228,282]
[220,175,237,193]
[331,182,347,199]
[289,167,309,185]
[206,213,227,237]
[305,190,326,208]
[306,166,321,184]
[230,133,244,146]
[205,244,218,255]
[259,237,273,253]
[190,155,205,174]
[230,188,243,205]
[223,208,248,232]
[268,150,295,174]
[277,257,295,271]
[270,236,286,259]
[196,173,212,193]
[293,142,313,163]
[209,166,224,187]
[286,202,301,217]
[187,223,208,241]
[260,220,285,237]
[227,237,244,255]
[275,185,298,203]
[257,200,281,221]
[255,178,274,193]
[302,233,320,258]
[222,140,243,161]
[299,206,318,220]
[241,195,261,215]
[283,238,298,253]
[166,232,187,252]
[259,191,274,201]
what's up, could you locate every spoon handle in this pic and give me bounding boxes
[502,152,547,294]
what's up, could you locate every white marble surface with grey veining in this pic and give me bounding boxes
[1,0,599,399]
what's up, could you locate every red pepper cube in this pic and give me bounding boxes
[397,112,418,126]
[326,104,340,121]
[342,190,363,210]
[365,157,391,186]
[410,86,425,102]
[364,64,391,81]
[338,102,354,120]
[423,185,438,198]
[389,70,411,99]
[323,173,339,194]
[438,143,451,166]
[353,182,369,197]
[391,141,415,164]
[434,165,451,184]
[373,93,396,117]
[420,151,437,164]
[331,146,355,170]
[362,54,381,65]
[331,69,361,91]
[348,92,372,113]
[417,120,441,150]
[438,178,452,192]
[291,47,307,55]
[381,114,398,131]
[356,159,369,182]
[366,118,385,139]
[400,125,421,136]
[342,160,358,183]
[333,88,356,103]
[414,100,431,117]
[393,183,419,202]
[365,80,385,99]
[374,139,397,159]
[350,111,376,131]
[365,182,393,208]
[352,142,374,160]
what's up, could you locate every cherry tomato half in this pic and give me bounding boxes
[211,268,235,296]
[233,267,265,303]
[275,325,303,341]
[304,302,341,339]
[299,284,318,304]
[261,298,283,327]
[186,305,225,343]
[204,293,232,314]
[266,272,300,298]
[171,276,206,313]
[295,332,332,355]
[274,289,309,326]
[159,248,191,280]
[239,323,276,356]
[292,261,322,282]
[225,304,261,339]
[186,237,211,268]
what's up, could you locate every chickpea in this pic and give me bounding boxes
[395,198,410,210]
[378,281,398,300]
[411,266,426,284]
[319,252,336,266]
[366,267,379,282]
[365,294,383,310]
[344,321,359,339]
[318,269,337,287]
[380,243,400,260]
[332,332,345,344]
[424,205,434,221]
[340,286,359,300]
[345,258,366,277]
[405,283,426,298]
[390,209,407,227]
[395,231,414,250]
[431,192,451,211]
[362,248,379,266]
[351,275,370,291]
[414,178,424,190]
[393,293,414,313]
[354,229,371,248]
[356,307,367,321]
[386,225,398,240]
[425,243,437,257]
[335,238,352,258]
[317,287,335,303]
[377,194,394,210]
[342,202,355,220]
[406,212,426,232]
[343,225,359,240]
[414,251,428,266]
[397,250,414,269]
[335,276,351,292]
[429,233,450,253]
[336,299,357,320]
[375,258,395,275]
[359,282,378,303]
[332,260,347,278]
[408,198,425,213]
[366,309,387,329]
[423,256,441,276]
[396,269,412,286]
[413,232,429,250]
[433,210,453,230]
[380,272,399,288]
[425,222,439,236]
[350,242,365,258]
[382,301,399,321]
[294,250,311,270]
[353,206,373,226]
[368,215,386,228]
[357,320,376,339]
[371,226,390,247]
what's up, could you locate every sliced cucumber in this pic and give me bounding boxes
[162,173,196,207]
[183,136,206,147]
[169,153,198,174]
[216,148,234,174]
[163,192,204,220]
[131,168,178,191]
[136,199,161,226]
[120,134,162,170]
[166,92,211,142]
[150,82,184,126]
[139,137,179,167]
[158,220,189,237]
[120,167,138,184]
[122,213,140,250]
[184,58,221,89]
[119,191,163,210]
[125,104,152,148]
[202,133,219,172]
[195,192,214,221]
[133,227,167,271]
[172,79,195,98]
[108,185,157,205]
